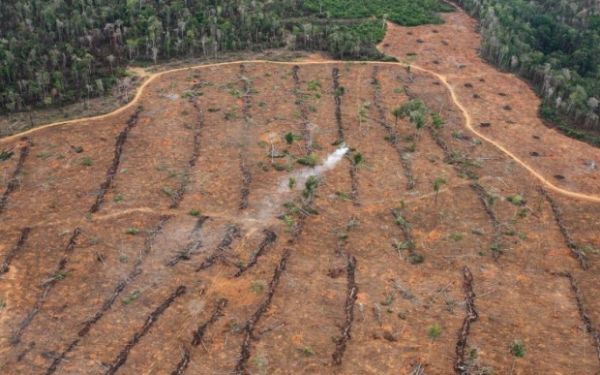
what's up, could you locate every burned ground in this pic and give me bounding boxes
[0,24,599,375]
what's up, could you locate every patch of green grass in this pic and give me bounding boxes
[250,280,266,294]
[490,242,503,255]
[449,232,464,241]
[0,150,14,161]
[307,80,321,91]
[181,89,202,98]
[407,252,424,265]
[297,346,316,357]
[393,99,429,128]
[427,323,442,339]
[303,175,319,199]
[582,245,600,255]
[431,112,445,128]
[161,186,174,197]
[335,191,351,201]
[285,132,299,145]
[297,153,318,167]
[224,108,237,121]
[393,209,409,228]
[122,290,141,305]
[37,151,52,160]
[114,195,124,203]
[229,88,241,98]
[433,177,447,193]
[351,152,364,166]
[126,227,140,235]
[188,209,201,217]
[52,270,68,281]
[282,214,295,230]
[288,177,296,189]
[510,340,525,358]
[81,156,93,166]
[393,239,416,252]
[506,194,525,206]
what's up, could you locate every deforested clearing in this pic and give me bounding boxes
[1,10,600,375]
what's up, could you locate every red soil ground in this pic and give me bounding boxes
[0,9,599,375]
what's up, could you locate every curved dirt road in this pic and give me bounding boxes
[2,60,599,203]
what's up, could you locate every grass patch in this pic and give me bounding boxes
[250,280,266,294]
[510,340,525,357]
[125,227,140,235]
[449,232,464,241]
[506,194,525,206]
[427,323,442,339]
[122,290,141,305]
[81,156,93,166]
[297,153,318,167]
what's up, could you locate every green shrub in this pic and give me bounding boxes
[297,153,318,167]
[510,340,525,357]
[427,323,442,339]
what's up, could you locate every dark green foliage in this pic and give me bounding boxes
[302,0,454,26]
[297,153,318,167]
[303,175,319,198]
[0,150,14,161]
[407,252,424,264]
[351,152,363,166]
[393,99,428,128]
[285,132,298,144]
[431,112,445,128]
[510,340,525,357]
[0,0,451,113]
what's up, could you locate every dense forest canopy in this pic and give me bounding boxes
[455,0,600,141]
[0,0,451,113]
[4,0,598,142]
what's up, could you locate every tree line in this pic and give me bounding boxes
[0,0,451,114]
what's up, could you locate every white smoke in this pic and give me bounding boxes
[279,144,349,192]
[234,144,350,234]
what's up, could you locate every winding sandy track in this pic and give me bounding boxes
[2,60,599,203]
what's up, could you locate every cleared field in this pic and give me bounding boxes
[1,14,600,374]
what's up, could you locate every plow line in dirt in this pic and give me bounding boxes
[331,67,360,206]
[234,248,290,375]
[89,107,142,214]
[10,228,82,345]
[371,66,415,190]
[44,215,171,375]
[0,227,31,276]
[454,266,479,374]
[0,138,31,215]
[553,272,600,363]
[539,187,587,269]
[170,298,228,375]
[104,285,187,375]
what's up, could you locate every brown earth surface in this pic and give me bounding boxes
[1,8,600,375]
